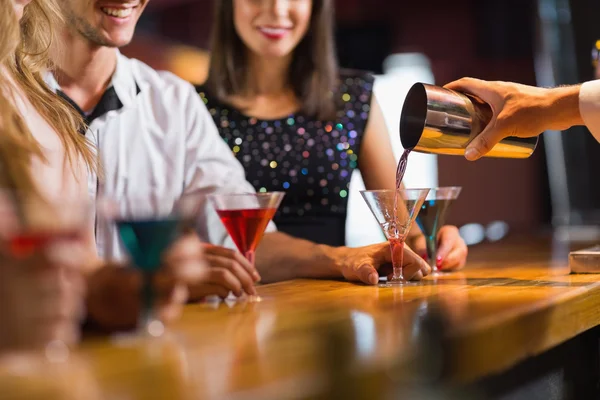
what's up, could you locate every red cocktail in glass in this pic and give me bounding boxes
[209,192,284,301]
[8,230,82,258]
[361,189,429,286]
[216,207,277,265]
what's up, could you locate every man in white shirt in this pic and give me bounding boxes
[444,78,600,160]
[51,0,431,296]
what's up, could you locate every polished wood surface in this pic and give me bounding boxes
[3,236,600,399]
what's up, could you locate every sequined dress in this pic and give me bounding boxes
[197,71,374,246]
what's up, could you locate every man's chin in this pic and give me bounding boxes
[105,40,133,49]
[97,33,134,49]
[74,24,134,49]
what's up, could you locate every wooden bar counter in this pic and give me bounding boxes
[3,235,600,399]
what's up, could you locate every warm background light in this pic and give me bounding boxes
[123,35,210,84]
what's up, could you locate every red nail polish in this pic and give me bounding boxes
[436,256,443,268]
[420,252,428,261]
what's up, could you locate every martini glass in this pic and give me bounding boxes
[415,187,462,275]
[361,189,429,286]
[97,194,192,336]
[208,192,284,302]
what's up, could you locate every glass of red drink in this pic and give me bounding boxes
[0,191,91,356]
[208,192,284,301]
[360,189,429,286]
[0,191,91,259]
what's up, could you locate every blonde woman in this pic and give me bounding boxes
[0,0,96,351]
[0,0,205,349]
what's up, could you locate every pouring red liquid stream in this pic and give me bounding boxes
[395,149,411,190]
[390,148,412,281]
[393,148,412,234]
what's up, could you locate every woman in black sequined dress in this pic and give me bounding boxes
[197,0,467,270]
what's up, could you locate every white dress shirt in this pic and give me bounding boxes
[579,80,600,143]
[47,51,275,262]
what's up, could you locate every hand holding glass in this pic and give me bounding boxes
[208,192,284,301]
[415,187,462,274]
[98,194,194,336]
[361,189,429,285]
[0,191,89,356]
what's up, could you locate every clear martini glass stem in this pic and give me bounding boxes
[389,237,406,282]
[425,235,438,272]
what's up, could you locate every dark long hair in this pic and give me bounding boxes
[207,0,338,120]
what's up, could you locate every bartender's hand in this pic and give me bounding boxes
[407,225,468,271]
[444,78,581,160]
[86,234,205,331]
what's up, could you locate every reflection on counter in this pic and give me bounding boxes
[0,354,102,400]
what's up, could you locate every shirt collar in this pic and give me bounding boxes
[46,49,140,110]
[111,50,140,108]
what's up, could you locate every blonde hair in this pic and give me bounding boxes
[0,0,96,196]
[0,0,42,195]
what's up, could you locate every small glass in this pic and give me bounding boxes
[0,190,91,358]
[97,194,193,336]
[415,187,462,275]
[361,189,429,286]
[208,192,284,301]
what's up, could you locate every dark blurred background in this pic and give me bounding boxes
[123,0,600,242]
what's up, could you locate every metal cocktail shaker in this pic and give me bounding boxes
[399,83,538,158]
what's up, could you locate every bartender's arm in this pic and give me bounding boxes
[443,78,600,160]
